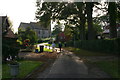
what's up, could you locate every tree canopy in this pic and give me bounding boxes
[35,1,120,40]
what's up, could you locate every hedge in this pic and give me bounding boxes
[67,38,120,54]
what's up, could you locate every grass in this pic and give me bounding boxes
[92,60,119,78]
[2,60,43,79]
[64,47,111,56]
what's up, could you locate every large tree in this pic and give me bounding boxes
[52,23,62,36]
[36,1,110,40]
[86,2,97,40]
[36,2,87,40]
[108,2,117,38]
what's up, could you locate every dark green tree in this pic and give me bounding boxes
[18,27,38,46]
[108,2,117,38]
[52,24,62,36]
[86,2,96,40]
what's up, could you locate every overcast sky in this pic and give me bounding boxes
[0,0,37,33]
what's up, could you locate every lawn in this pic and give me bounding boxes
[92,60,119,78]
[2,61,43,79]
[64,47,112,56]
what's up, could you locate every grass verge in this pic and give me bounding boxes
[64,47,119,78]
[92,60,119,78]
[2,61,43,79]
[64,47,112,56]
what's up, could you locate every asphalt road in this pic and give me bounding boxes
[36,50,96,78]
[35,43,111,78]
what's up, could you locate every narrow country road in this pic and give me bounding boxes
[36,50,109,78]
[34,43,110,78]
[43,51,89,78]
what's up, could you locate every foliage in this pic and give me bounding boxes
[108,2,117,38]
[93,23,103,34]
[18,27,38,48]
[52,24,62,36]
[64,25,73,40]
[36,1,119,40]
[2,38,20,61]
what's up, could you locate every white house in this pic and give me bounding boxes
[19,22,51,38]
[102,23,120,38]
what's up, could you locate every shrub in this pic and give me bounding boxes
[2,38,20,62]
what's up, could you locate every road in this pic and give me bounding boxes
[36,50,95,78]
[35,43,110,78]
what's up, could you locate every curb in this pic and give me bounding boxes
[24,59,57,78]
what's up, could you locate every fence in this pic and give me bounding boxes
[67,38,120,54]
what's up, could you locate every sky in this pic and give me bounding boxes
[0,0,37,33]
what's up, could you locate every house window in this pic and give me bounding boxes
[42,30,45,34]
[39,31,40,34]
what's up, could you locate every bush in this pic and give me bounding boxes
[2,38,20,61]
[67,38,120,54]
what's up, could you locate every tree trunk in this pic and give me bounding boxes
[79,14,86,40]
[77,2,86,40]
[108,2,117,38]
[86,2,96,40]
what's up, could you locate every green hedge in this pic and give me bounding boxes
[2,38,20,61]
[67,38,120,54]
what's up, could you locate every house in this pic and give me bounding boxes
[0,16,10,36]
[4,29,17,39]
[0,16,16,38]
[0,16,17,39]
[1,16,19,61]
[19,22,51,38]
[57,32,71,42]
[102,23,120,38]
[58,32,66,42]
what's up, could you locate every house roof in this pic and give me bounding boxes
[4,29,17,38]
[30,22,44,29]
[0,16,10,31]
[19,22,31,29]
[19,22,49,30]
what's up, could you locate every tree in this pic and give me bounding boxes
[86,2,96,40]
[52,24,62,36]
[18,27,38,46]
[108,2,117,38]
[36,1,108,40]
[75,2,86,40]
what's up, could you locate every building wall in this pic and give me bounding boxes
[19,22,51,39]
